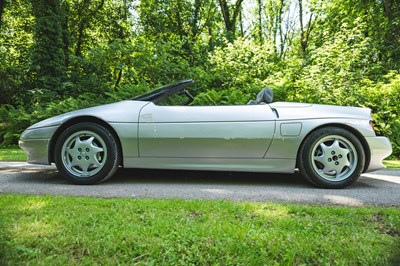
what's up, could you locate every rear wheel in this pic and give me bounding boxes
[299,127,365,188]
[54,122,120,185]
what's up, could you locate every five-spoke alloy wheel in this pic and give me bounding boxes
[299,127,365,188]
[54,123,120,184]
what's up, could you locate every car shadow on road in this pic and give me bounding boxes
[4,164,400,191]
[1,164,309,187]
[109,168,311,187]
[108,168,400,190]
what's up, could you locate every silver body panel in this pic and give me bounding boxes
[138,103,275,158]
[19,100,392,174]
[365,136,393,171]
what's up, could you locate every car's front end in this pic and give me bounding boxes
[19,121,60,165]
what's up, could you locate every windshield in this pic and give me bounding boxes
[132,79,194,105]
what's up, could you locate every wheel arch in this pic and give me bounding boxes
[49,116,123,166]
[296,123,371,172]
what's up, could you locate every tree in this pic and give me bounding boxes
[298,0,315,56]
[217,0,244,42]
[381,0,400,70]
[0,0,34,105]
[30,0,68,101]
[0,0,6,28]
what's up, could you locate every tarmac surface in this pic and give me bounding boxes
[1,162,399,206]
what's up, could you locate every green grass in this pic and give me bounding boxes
[0,194,399,265]
[0,148,26,161]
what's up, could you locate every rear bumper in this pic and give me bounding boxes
[365,136,392,172]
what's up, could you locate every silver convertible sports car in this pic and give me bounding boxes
[19,80,392,188]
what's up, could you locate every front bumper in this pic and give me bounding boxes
[365,136,392,172]
[19,138,51,164]
[18,126,58,165]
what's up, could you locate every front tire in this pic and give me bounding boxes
[54,122,120,185]
[299,127,365,188]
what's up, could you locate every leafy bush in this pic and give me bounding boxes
[192,88,251,106]
[0,93,110,147]
[0,105,32,147]
[208,38,279,90]
[362,73,400,158]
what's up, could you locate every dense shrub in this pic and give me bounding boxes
[0,93,110,146]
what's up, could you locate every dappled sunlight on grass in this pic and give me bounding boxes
[12,218,55,240]
[250,203,291,219]
[12,198,58,241]
[19,198,48,212]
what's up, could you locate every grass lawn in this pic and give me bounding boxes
[384,159,400,169]
[0,194,399,265]
[0,148,26,161]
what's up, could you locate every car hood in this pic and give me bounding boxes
[270,102,372,120]
[28,100,149,129]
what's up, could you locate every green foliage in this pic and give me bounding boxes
[364,73,400,157]
[293,20,380,105]
[0,0,34,105]
[192,88,250,105]
[30,0,68,101]
[105,82,150,101]
[209,38,278,89]
[0,93,109,146]
[0,105,32,146]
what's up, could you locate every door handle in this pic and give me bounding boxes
[140,113,153,122]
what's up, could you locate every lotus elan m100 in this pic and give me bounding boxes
[19,80,392,188]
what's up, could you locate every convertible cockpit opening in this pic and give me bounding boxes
[177,88,195,105]
[132,79,275,106]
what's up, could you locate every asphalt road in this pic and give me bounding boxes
[0,162,399,206]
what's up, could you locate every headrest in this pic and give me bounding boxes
[256,88,273,104]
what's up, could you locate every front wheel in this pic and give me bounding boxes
[54,122,120,185]
[298,127,365,188]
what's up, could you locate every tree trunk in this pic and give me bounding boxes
[298,0,314,55]
[74,0,104,56]
[257,0,263,43]
[0,0,5,28]
[218,0,244,42]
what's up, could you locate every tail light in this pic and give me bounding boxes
[369,120,375,132]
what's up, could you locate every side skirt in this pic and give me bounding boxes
[123,157,296,173]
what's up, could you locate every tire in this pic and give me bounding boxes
[298,127,365,189]
[54,122,120,185]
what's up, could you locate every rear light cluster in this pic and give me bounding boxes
[369,120,375,132]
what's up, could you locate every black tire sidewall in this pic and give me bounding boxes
[299,127,365,189]
[54,122,119,185]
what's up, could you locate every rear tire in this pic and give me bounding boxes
[54,122,120,185]
[298,127,365,188]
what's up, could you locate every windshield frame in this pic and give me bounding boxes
[131,79,194,104]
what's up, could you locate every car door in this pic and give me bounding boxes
[138,103,276,158]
